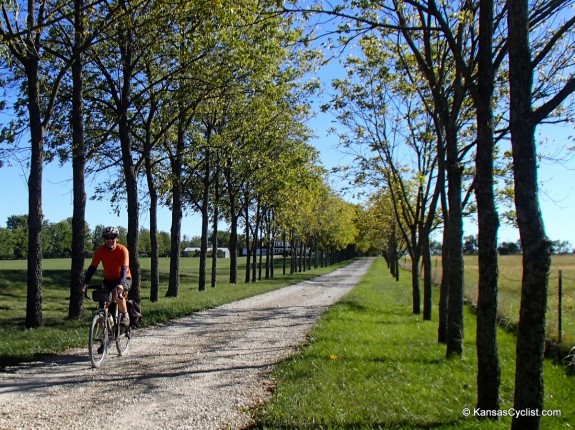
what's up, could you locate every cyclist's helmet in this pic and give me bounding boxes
[102,226,119,238]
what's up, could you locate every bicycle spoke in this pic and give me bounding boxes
[89,314,107,368]
[116,323,131,356]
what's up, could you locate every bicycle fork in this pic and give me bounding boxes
[99,310,113,352]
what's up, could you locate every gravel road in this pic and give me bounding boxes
[0,258,373,430]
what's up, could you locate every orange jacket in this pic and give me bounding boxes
[89,243,132,282]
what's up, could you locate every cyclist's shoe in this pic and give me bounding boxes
[97,343,105,354]
[120,313,130,327]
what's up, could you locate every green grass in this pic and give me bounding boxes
[250,257,575,429]
[0,256,346,368]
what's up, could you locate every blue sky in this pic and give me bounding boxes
[2,4,573,249]
[1,111,573,247]
[312,112,575,247]
[1,46,574,246]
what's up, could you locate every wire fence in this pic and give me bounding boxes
[399,256,575,349]
[550,271,575,345]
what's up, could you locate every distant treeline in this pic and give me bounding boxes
[0,215,234,260]
[462,235,573,255]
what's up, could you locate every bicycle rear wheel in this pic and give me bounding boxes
[89,314,107,368]
[115,321,131,356]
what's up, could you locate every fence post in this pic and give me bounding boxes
[558,270,563,344]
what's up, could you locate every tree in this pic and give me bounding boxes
[391,2,471,357]
[6,215,28,231]
[158,3,219,298]
[68,0,88,319]
[84,0,161,304]
[507,1,575,427]
[446,0,505,410]
[356,190,408,275]
[219,76,316,284]
[550,240,572,255]
[497,241,521,255]
[0,216,28,259]
[299,0,474,350]
[284,0,496,408]
[0,1,74,327]
[43,220,73,258]
[463,235,478,255]
[0,228,16,260]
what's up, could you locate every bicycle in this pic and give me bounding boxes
[84,284,131,368]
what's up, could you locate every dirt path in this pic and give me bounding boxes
[0,258,374,430]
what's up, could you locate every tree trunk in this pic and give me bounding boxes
[68,0,86,320]
[199,207,209,291]
[199,148,210,292]
[390,221,399,281]
[244,202,251,283]
[508,1,552,427]
[166,122,184,298]
[445,123,464,357]
[422,150,442,322]
[265,238,270,279]
[316,248,320,268]
[224,159,239,284]
[475,0,501,412]
[437,225,449,344]
[25,52,44,329]
[166,188,182,297]
[282,232,287,275]
[119,117,141,303]
[301,241,306,273]
[251,202,260,282]
[116,3,140,303]
[290,235,296,274]
[251,234,257,281]
[410,254,421,315]
[258,240,263,280]
[422,233,432,321]
[438,191,449,344]
[269,238,274,279]
[145,152,160,302]
[229,200,238,284]
[211,156,220,288]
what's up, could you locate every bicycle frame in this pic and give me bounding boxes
[87,284,131,368]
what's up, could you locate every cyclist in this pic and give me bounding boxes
[83,226,131,327]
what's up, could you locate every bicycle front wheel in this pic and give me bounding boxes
[115,322,131,356]
[89,314,107,368]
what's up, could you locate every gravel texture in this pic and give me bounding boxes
[0,258,373,430]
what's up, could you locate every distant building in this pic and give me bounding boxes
[241,241,292,257]
[183,247,230,258]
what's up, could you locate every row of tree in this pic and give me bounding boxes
[6,212,572,262]
[285,1,574,429]
[0,0,360,330]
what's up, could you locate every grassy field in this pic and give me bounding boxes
[250,257,575,429]
[403,254,575,350]
[0,256,346,368]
